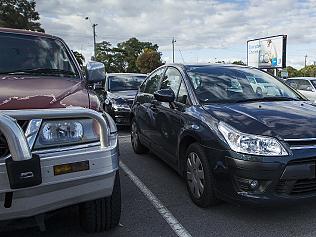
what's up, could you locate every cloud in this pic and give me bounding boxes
[36,0,316,67]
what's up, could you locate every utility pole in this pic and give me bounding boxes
[85,17,98,60]
[92,23,98,59]
[304,54,308,68]
[172,37,176,63]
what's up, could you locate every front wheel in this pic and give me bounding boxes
[79,171,121,233]
[131,119,148,154]
[185,143,220,207]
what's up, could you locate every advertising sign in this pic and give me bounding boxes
[247,35,287,69]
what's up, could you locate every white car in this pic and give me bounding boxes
[246,76,279,96]
[285,77,316,101]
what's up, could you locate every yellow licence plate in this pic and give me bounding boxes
[53,161,90,176]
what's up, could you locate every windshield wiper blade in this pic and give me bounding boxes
[0,68,76,76]
[234,97,302,103]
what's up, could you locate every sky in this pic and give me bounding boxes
[36,0,316,69]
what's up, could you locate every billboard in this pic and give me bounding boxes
[247,35,287,69]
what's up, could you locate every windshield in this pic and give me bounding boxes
[311,80,316,88]
[187,66,302,103]
[108,75,146,91]
[0,33,78,78]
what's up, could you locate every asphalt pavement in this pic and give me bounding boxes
[5,129,316,237]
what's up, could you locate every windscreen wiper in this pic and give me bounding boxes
[234,97,303,103]
[0,68,76,76]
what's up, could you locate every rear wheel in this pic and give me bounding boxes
[79,171,121,233]
[131,119,148,154]
[185,143,220,207]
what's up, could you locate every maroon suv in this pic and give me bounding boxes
[0,28,120,233]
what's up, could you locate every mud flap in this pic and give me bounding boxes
[5,154,42,189]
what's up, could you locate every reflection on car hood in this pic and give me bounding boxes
[0,75,88,109]
[107,90,137,101]
[203,101,316,139]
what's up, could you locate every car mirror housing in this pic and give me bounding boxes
[154,89,175,103]
[86,61,105,83]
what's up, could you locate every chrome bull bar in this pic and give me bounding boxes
[0,108,111,162]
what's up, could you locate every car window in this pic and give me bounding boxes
[286,79,299,89]
[160,67,182,94]
[0,32,79,78]
[108,75,146,91]
[144,68,164,94]
[186,66,301,103]
[297,80,314,91]
[177,81,189,105]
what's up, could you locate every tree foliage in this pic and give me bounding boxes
[0,0,44,32]
[299,65,316,77]
[232,60,246,66]
[136,48,163,73]
[95,38,161,73]
[72,51,85,68]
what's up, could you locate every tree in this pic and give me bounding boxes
[72,51,85,68]
[285,66,299,78]
[0,0,44,32]
[117,37,159,72]
[299,65,316,77]
[136,48,163,73]
[95,41,126,73]
[232,60,246,66]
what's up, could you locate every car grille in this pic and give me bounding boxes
[275,157,316,195]
[0,120,28,158]
[285,138,316,149]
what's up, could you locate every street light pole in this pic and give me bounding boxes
[304,54,308,68]
[85,17,98,60]
[172,37,176,63]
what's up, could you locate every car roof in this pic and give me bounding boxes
[163,63,250,70]
[106,73,147,77]
[0,27,59,39]
[287,77,316,81]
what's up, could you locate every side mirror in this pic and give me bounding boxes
[154,89,175,103]
[86,61,105,83]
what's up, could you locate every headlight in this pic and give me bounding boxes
[218,122,288,156]
[112,99,130,110]
[34,119,100,149]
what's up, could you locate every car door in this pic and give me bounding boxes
[135,67,165,144]
[297,79,316,101]
[152,67,190,163]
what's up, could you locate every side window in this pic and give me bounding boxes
[177,81,189,105]
[160,67,182,94]
[298,80,313,91]
[144,68,164,94]
[286,80,298,89]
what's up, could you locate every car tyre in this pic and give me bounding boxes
[79,171,121,233]
[131,118,149,154]
[185,143,220,207]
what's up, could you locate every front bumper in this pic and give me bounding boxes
[0,108,119,221]
[204,146,316,205]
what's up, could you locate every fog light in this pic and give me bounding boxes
[249,180,259,190]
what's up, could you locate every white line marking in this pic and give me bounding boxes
[120,161,192,237]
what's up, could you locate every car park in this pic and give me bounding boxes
[285,77,316,101]
[98,73,147,126]
[0,27,121,233]
[130,63,316,207]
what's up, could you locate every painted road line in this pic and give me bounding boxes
[120,161,192,237]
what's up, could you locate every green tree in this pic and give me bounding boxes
[95,41,126,73]
[285,66,299,77]
[0,0,44,32]
[72,51,85,68]
[232,60,246,66]
[117,37,159,73]
[136,48,163,73]
[299,65,316,77]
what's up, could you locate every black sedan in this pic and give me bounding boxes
[100,73,147,126]
[131,63,316,207]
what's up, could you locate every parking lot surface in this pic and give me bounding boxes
[4,129,316,237]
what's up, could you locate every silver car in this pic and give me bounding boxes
[285,77,316,102]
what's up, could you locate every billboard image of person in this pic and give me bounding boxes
[247,35,287,69]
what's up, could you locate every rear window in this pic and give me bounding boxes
[108,75,146,91]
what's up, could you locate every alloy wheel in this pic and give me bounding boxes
[131,121,138,148]
[186,152,205,199]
